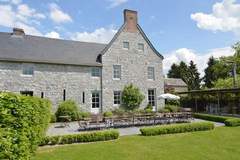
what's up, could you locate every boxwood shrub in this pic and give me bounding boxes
[40,130,119,146]
[0,92,51,160]
[193,113,230,123]
[224,118,240,127]
[140,122,214,136]
[55,100,79,122]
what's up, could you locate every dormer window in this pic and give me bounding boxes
[138,43,144,51]
[123,41,129,50]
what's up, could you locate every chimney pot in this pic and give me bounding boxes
[123,9,138,32]
[13,28,25,36]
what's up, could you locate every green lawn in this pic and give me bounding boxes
[33,127,240,160]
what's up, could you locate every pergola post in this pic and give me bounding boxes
[217,92,220,115]
[195,96,198,112]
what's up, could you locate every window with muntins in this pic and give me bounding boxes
[114,91,121,105]
[113,65,121,79]
[91,67,100,77]
[22,65,34,75]
[138,43,144,51]
[148,67,155,80]
[123,41,129,49]
[148,89,155,106]
[92,91,100,108]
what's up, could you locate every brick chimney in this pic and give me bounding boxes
[12,28,25,36]
[123,9,138,32]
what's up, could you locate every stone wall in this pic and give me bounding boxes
[0,61,101,112]
[102,28,164,112]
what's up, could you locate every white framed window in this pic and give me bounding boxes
[123,41,129,49]
[22,65,34,76]
[91,67,100,77]
[113,65,121,79]
[147,67,155,80]
[92,91,100,108]
[113,91,121,105]
[138,43,144,51]
[148,89,156,106]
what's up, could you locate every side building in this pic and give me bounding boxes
[0,9,164,113]
[164,78,188,93]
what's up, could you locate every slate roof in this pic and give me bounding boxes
[0,32,106,66]
[164,78,187,87]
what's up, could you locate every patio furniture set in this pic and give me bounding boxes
[77,112,192,131]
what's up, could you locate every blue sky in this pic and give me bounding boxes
[0,0,239,76]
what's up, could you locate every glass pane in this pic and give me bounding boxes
[123,42,129,49]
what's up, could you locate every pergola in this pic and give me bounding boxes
[176,88,240,114]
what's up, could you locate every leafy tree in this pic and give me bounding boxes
[232,41,240,57]
[213,76,240,89]
[122,84,145,110]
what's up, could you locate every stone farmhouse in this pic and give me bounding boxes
[0,9,165,113]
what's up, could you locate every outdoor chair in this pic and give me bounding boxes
[88,114,104,130]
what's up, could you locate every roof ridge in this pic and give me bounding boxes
[0,31,107,45]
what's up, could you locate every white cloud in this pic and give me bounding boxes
[45,31,61,39]
[191,0,240,34]
[0,0,21,5]
[70,27,117,44]
[17,4,45,19]
[163,47,234,77]
[0,1,46,36]
[15,21,42,36]
[0,5,15,27]
[107,0,128,8]
[49,3,72,23]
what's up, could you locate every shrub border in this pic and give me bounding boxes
[140,122,214,136]
[40,130,119,146]
[193,113,240,127]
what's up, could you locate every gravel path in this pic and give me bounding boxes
[47,119,224,137]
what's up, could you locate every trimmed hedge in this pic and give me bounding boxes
[0,92,51,160]
[193,113,230,123]
[193,113,240,127]
[224,118,240,127]
[140,122,214,136]
[40,130,119,146]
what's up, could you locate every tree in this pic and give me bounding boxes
[167,61,200,90]
[213,76,240,89]
[203,56,218,88]
[232,41,240,57]
[188,60,201,90]
[122,84,145,110]
[179,61,191,88]
[167,63,181,78]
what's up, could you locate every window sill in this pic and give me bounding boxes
[113,78,121,81]
[21,74,33,77]
[113,104,121,107]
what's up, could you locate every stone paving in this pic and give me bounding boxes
[46,119,225,137]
